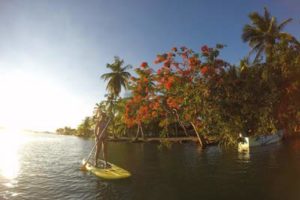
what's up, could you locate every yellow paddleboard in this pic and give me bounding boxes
[82,159,131,180]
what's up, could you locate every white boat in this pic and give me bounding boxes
[238,137,249,152]
[238,130,284,152]
[248,130,284,146]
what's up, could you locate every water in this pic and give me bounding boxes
[1,131,300,200]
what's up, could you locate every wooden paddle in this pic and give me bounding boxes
[80,118,111,171]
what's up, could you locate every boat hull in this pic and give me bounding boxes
[248,130,283,147]
[238,130,283,152]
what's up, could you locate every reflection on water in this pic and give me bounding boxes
[0,130,30,178]
[0,130,26,198]
[238,151,250,162]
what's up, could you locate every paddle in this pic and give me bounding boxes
[80,118,111,171]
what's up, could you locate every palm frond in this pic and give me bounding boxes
[278,18,293,31]
[267,17,275,33]
[249,12,268,31]
[101,57,132,97]
[253,46,264,63]
[278,32,294,41]
[101,72,116,81]
[122,64,132,71]
[242,7,293,63]
[264,7,271,22]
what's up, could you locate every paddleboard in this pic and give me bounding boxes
[82,159,131,180]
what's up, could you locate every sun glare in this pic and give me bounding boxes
[0,130,26,179]
[0,70,90,131]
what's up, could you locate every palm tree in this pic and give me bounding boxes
[101,57,132,137]
[242,7,293,63]
[101,56,132,99]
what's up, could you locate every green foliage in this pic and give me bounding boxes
[56,127,77,135]
[242,7,293,63]
[101,56,132,99]
[268,39,300,133]
[77,117,94,137]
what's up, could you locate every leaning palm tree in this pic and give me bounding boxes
[101,57,131,137]
[101,56,132,99]
[242,7,293,63]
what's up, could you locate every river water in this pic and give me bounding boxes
[0,131,300,200]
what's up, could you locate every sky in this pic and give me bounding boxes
[0,0,299,131]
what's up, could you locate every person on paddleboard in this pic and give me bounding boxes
[94,111,110,168]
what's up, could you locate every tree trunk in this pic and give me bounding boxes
[112,118,116,138]
[179,121,188,136]
[140,123,145,139]
[173,109,188,136]
[134,123,145,140]
[134,125,140,140]
[190,122,204,148]
[175,123,178,137]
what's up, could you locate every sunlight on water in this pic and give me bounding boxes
[0,129,28,179]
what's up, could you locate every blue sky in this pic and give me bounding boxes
[0,0,299,131]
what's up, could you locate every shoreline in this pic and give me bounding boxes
[108,136,219,145]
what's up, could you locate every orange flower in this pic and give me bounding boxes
[163,61,170,68]
[126,118,136,128]
[152,101,160,110]
[182,70,191,76]
[168,76,175,83]
[152,111,157,117]
[201,66,209,75]
[137,85,142,92]
[154,54,167,64]
[166,97,179,109]
[141,62,148,68]
[165,81,172,90]
[142,77,148,82]
[188,57,199,66]
[184,114,191,121]
[201,45,209,53]
[133,95,142,103]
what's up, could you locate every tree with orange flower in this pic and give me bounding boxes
[124,62,157,139]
